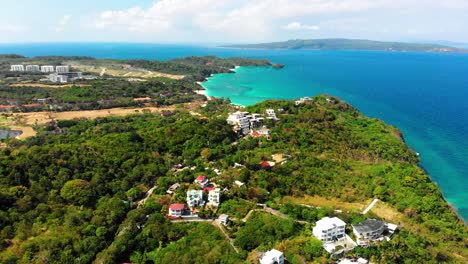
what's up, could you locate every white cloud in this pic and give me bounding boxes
[55,15,71,32]
[92,0,386,39]
[0,24,28,32]
[89,0,468,42]
[282,22,319,31]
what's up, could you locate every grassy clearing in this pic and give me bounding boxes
[282,195,369,212]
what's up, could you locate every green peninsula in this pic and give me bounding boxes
[0,95,466,263]
[223,38,467,53]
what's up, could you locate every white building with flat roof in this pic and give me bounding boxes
[10,65,24,71]
[227,111,251,135]
[260,249,284,264]
[187,190,204,208]
[41,65,55,73]
[313,217,346,243]
[56,65,69,73]
[25,65,40,72]
[49,73,68,83]
[207,188,221,207]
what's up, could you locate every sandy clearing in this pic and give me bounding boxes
[13,106,177,126]
[10,83,91,88]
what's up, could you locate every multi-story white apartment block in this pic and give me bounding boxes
[25,65,40,72]
[10,65,24,71]
[56,65,70,73]
[313,217,346,243]
[49,73,68,83]
[207,188,221,207]
[187,190,204,208]
[227,111,251,135]
[41,65,55,73]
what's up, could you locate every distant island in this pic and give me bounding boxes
[223,38,468,53]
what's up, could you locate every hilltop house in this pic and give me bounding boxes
[260,249,284,264]
[219,214,229,225]
[313,217,346,243]
[352,219,398,246]
[168,203,185,217]
[194,175,208,187]
[207,188,221,207]
[187,190,204,208]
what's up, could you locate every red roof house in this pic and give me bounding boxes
[195,175,208,187]
[169,203,185,217]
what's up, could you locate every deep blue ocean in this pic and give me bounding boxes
[0,43,466,220]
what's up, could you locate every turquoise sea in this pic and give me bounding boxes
[0,43,467,220]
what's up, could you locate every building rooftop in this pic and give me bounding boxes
[315,217,346,230]
[169,203,185,210]
[352,219,385,234]
[195,175,207,182]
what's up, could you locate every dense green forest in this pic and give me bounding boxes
[0,96,466,263]
[224,38,467,53]
[0,78,204,110]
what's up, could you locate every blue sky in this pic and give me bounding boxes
[1,0,467,44]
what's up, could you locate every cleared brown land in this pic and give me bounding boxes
[10,83,91,88]
[69,63,185,80]
[13,106,176,126]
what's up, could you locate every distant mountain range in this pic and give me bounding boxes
[223,38,467,53]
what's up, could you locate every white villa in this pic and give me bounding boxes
[295,96,313,106]
[187,190,204,208]
[265,109,278,120]
[10,65,24,72]
[352,219,398,246]
[313,217,346,243]
[260,249,284,264]
[207,188,221,207]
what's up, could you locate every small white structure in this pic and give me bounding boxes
[187,190,204,208]
[56,65,69,73]
[10,65,24,72]
[313,217,346,243]
[234,180,245,187]
[260,249,284,264]
[338,258,369,264]
[41,65,55,73]
[166,183,180,195]
[219,214,229,225]
[25,65,40,72]
[265,109,277,120]
[207,188,221,207]
[169,203,185,217]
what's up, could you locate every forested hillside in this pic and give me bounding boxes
[0,96,466,263]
